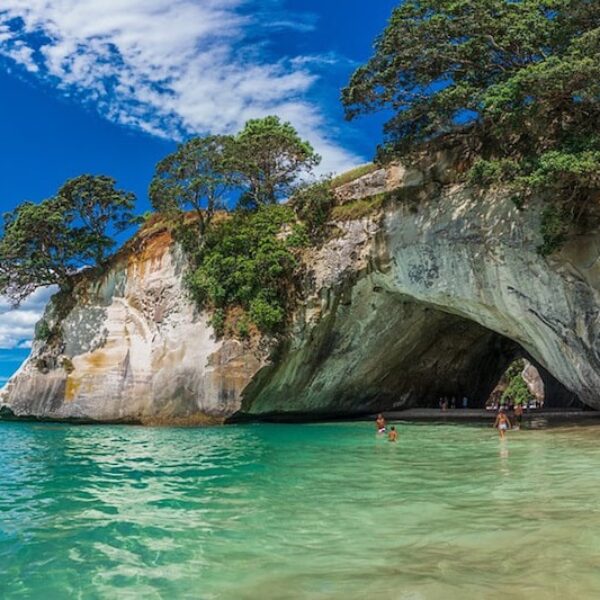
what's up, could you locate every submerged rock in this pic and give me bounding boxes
[2,160,600,422]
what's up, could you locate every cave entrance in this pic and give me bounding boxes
[328,295,581,413]
[242,291,584,418]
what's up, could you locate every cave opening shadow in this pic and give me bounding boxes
[236,294,584,422]
[367,304,581,413]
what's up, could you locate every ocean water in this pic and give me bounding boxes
[1,420,600,599]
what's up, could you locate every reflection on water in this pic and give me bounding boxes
[1,420,600,599]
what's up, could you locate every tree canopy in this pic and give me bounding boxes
[0,175,136,305]
[230,116,321,206]
[186,204,300,335]
[149,135,235,238]
[342,0,600,215]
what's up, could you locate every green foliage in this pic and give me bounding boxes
[0,175,137,305]
[538,205,570,256]
[330,193,385,221]
[249,297,285,333]
[231,116,321,206]
[35,319,53,342]
[501,360,534,406]
[236,315,251,340]
[343,1,600,252]
[186,205,297,334]
[290,179,335,241]
[57,175,138,265]
[210,309,226,338]
[149,135,235,240]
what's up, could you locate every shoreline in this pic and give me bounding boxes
[374,408,600,425]
[1,407,598,428]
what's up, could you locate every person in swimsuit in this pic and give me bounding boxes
[376,413,386,433]
[494,410,512,439]
[388,426,398,442]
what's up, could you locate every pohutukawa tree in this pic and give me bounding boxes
[342,0,600,252]
[149,135,236,239]
[0,175,137,305]
[231,116,321,207]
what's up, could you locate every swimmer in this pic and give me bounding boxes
[494,409,512,439]
[388,426,398,442]
[376,413,386,433]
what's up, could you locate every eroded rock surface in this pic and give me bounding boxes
[0,229,263,423]
[2,160,600,422]
[243,171,600,416]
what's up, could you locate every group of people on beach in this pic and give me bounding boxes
[438,396,469,410]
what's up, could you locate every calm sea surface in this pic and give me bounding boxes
[1,420,600,599]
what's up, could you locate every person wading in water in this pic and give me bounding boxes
[376,413,386,433]
[388,426,398,442]
[494,409,512,439]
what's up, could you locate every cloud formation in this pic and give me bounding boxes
[0,286,55,349]
[0,0,362,173]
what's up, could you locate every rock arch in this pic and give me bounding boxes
[239,172,600,419]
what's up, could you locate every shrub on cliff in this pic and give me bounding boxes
[186,205,299,334]
[290,178,335,243]
[342,0,600,252]
[0,175,137,305]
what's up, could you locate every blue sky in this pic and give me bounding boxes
[0,0,398,382]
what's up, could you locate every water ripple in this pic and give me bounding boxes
[1,421,600,598]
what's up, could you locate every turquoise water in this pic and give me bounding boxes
[2,421,600,599]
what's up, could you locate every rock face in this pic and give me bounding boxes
[522,361,544,403]
[0,229,262,423]
[2,159,600,422]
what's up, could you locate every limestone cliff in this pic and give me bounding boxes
[0,226,263,423]
[2,156,600,422]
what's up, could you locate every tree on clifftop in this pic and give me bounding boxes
[342,0,600,251]
[230,116,321,207]
[0,175,137,305]
[149,135,236,239]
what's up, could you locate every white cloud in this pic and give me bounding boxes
[0,0,362,174]
[0,286,56,349]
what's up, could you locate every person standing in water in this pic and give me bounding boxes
[388,426,398,442]
[514,403,524,429]
[494,409,512,439]
[376,413,386,433]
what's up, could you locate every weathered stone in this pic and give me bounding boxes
[2,161,600,423]
[0,229,265,423]
[522,361,544,402]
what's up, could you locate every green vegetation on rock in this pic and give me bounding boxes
[501,360,535,406]
[0,175,137,305]
[185,205,299,335]
[343,0,600,253]
[331,164,378,188]
[147,117,328,336]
